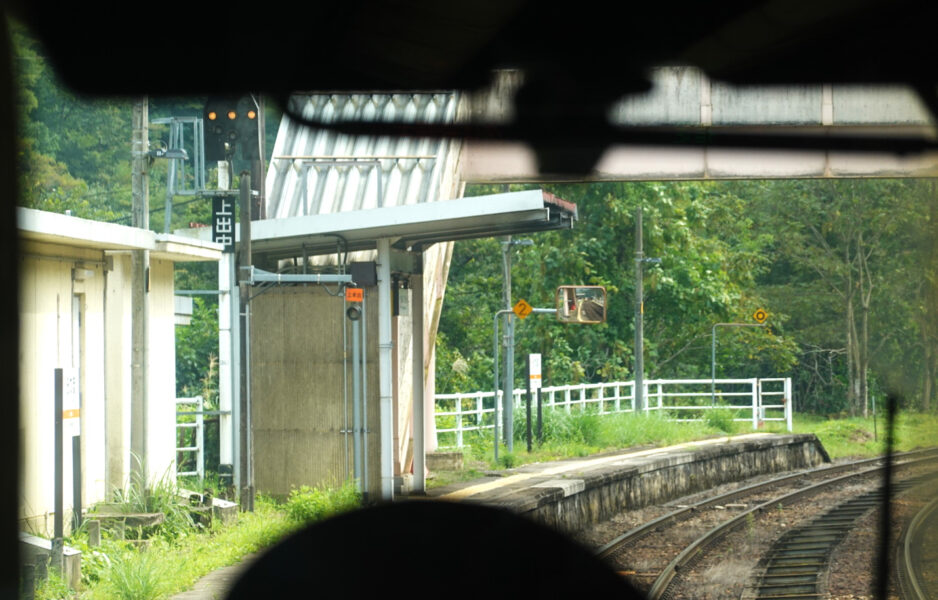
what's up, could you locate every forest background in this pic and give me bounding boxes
[11,21,938,475]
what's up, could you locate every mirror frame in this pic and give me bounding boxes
[555,285,607,324]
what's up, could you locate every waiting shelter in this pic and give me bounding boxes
[183,188,576,499]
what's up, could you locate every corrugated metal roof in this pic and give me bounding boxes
[265,93,459,221]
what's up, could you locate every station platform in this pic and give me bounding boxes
[422,432,830,532]
[171,433,829,599]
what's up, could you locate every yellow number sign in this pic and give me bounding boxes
[513,299,533,319]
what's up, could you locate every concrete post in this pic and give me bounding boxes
[87,520,101,547]
[130,97,149,486]
[238,175,253,510]
[412,269,425,493]
[377,239,394,500]
[634,205,644,412]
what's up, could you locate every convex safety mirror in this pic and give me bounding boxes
[556,285,606,324]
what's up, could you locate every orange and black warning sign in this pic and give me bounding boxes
[345,287,364,302]
[513,299,533,319]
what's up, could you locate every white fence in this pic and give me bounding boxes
[175,396,205,479]
[434,378,792,448]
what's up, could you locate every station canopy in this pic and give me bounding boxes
[182,189,577,264]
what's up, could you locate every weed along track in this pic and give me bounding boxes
[585,449,938,599]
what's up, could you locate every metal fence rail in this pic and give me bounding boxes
[434,377,793,448]
[175,396,204,480]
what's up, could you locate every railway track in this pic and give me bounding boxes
[751,475,933,599]
[593,448,938,599]
[897,494,938,600]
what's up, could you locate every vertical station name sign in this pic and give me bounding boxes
[212,196,235,253]
[528,353,542,390]
[62,368,80,437]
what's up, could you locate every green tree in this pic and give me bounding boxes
[438,181,796,394]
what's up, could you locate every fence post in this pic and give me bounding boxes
[432,397,438,449]
[476,393,483,432]
[657,382,663,412]
[196,395,204,481]
[579,386,585,411]
[456,396,463,448]
[785,377,793,432]
[564,388,571,413]
[630,381,636,412]
[598,385,605,414]
[751,379,759,429]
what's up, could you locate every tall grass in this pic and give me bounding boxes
[105,551,166,600]
[786,411,938,459]
[453,408,731,472]
[284,480,361,524]
[106,462,195,540]
[44,495,299,599]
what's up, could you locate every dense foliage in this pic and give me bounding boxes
[437,180,938,416]
[12,20,938,426]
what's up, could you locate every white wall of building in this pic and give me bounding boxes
[18,209,221,535]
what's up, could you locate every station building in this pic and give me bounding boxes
[18,207,221,534]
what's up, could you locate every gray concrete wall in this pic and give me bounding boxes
[250,286,380,498]
[522,434,829,533]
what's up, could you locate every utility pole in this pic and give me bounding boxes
[500,236,534,451]
[238,173,254,511]
[634,207,662,412]
[634,205,644,412]
[501,235,514,449]
[251,95,266,220]
[130,97,149,486]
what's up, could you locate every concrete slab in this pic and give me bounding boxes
[170,554,258,600]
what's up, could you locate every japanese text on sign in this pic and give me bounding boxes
[63,368,80,437]
[212,196,235,252]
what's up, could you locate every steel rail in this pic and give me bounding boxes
[897,494,938,600]
[753,473,938,599]
[596,448,938,561]
[645,453,938,600]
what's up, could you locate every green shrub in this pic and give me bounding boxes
[106,550,166,600]
[285,481,361,524]
[498,451,517,468]
[108,464,195,541]
[705,408,738,433]
[538,408,602,445]
[33,571,70,600]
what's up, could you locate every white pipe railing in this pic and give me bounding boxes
[434,377,793,448]
[175,396,204,479]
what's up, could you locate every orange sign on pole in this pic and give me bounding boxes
[513,299,533,319]
[345,288,364,302]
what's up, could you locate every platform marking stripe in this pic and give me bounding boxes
[440,473,540,500]
[438,433,772,500]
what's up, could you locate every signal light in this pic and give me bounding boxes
[204,96,260,161]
